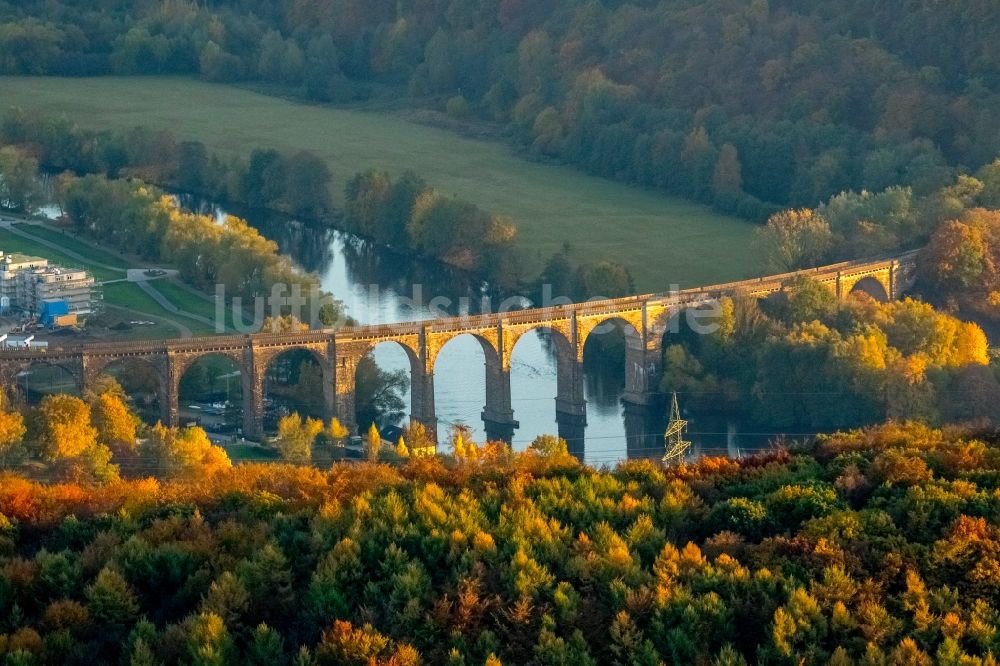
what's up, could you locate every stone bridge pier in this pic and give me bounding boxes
[337,327,439,443]
[244,337,336,438]
[482,359,517,443]
[425,324,516,444]
[554,357,588,455]
[410,365,437,442]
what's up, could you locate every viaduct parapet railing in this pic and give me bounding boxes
[0,251,918,444]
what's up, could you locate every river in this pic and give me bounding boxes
[37,186,771,465]
[176,198,776,465]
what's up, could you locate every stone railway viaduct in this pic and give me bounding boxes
[0,252,917,446]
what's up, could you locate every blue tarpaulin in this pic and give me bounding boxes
[39,300,70,327]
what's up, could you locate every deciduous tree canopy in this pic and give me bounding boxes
[2,0,999,217]
[0,422,998,663]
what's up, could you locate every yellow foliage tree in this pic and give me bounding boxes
[141,423,231,478]
[529,434,569,458]
[396,436,409,458]
[880,298,989,367]
[366,423,381,462]
[0,388,25,465]
[328,417,350,442]
[950,322,990,366]
[260,315,310,334]
[276,413,323,464]
[92,392,140,451]
[172,426,231,478]
[466,438,480,459]
[29,394,98,460]
[402,421,436,457]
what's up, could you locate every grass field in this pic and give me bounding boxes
[153,279,231,330]
[20,226,129,270]
[0,76,764,291]
[11,225,236,331]
[152,281,214,318]
[0,228,120,282]
[100,282,215,336]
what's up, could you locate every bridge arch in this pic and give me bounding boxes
[258,345,328,372]
[92,357,165,425]
[580,316,647,398]
[512,324,577,393]
[849,276,890,303]
[507,323,583,451]
[578,311,643,354]
[262,348,329,432]
[172,349,244,384]
[504,324,575,372]
[430,333,505,444]
[15,361,82,405]
[176,353,244,433]
[429,332,500,374]
[354,339,426,433]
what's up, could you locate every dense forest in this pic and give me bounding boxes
[2,422,1000,664]
[1,0,999,218]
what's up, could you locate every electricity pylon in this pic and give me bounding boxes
[662,392,691,465]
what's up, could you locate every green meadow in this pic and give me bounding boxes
[0,228,120,282]
[0,76,763,291]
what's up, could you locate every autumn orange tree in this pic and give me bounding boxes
[0,388,24,467]
[921,208,1000,308]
